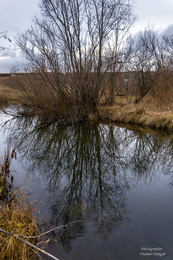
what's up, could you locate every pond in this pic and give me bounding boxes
[0,110,173,259]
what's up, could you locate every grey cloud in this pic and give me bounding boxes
[0,49,26,73]
[1,48,17,58]
[0,57,17,73]
[162,24,173,36]
[0,0,40,35]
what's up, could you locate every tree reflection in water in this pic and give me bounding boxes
[3,117,173,251]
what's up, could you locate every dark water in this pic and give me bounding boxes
[0,111,173,259]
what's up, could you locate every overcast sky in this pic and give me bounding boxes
[1,0,173,72]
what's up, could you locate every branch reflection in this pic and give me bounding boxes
[3,117,173,250]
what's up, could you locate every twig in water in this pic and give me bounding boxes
[17,220,82,239]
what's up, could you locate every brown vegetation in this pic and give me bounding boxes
[1,0,173,131]
[0,76,21,108]
[99,92,173,132]
[1,71,173,132]
[0,149,79,260]
[0,150,39,259]
[13,0,135,122]
[0,192,38,260]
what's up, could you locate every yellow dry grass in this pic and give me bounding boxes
[99,95,173,132]
[0,190,38,260]
[0,77,21,107]
[0,150,39,260]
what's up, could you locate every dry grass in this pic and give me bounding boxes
[99,73,173,132]
[1,74,79,123]
[0,76,21,108]
[0,150,39,260]
[1,74,173,131]
[99,95,173,132]
[0,85,10,108]
[0,150,71,260]
[0,191,38,260]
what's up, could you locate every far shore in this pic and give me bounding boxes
[1,75,173,132]
[99,97,173,133]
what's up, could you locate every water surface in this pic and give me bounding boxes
[0,111,173,259]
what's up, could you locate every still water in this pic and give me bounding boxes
[0,111,173,259]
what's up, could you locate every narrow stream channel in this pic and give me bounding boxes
[0,111,173,259]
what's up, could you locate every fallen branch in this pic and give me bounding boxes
[0,228,60,260]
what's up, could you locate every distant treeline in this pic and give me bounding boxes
[0,73,12,77]
[0,73,29,77]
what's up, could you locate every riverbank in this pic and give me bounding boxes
[0,151,38,259]
[99,96,173,132]
[1,75,173,131]
[0,150,62,260]
[1,108,173,259]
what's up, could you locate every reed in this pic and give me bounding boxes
[0,150,39,260]
[0,150,14,201]
[0,191,38,260]
[0,150,80,260]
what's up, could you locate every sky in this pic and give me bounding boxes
[1,0,173,72]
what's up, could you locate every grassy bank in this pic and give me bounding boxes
[0,150,79,260]
[99,96,173,132]
[0,191,38,259]
[0,151,60,260]
[1,75,173,131]
[0,151,39,259]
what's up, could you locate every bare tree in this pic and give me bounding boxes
[126,28,164,103]
[161,33,173,82]
[16,0,136,122]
